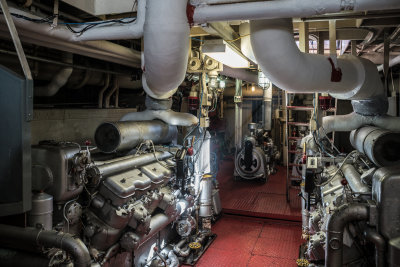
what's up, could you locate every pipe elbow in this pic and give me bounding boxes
[34,53,73,97]
[250,19,383,100]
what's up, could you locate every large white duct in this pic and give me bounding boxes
[192,0,400,24]
[141,0,190,99]
[250,19,384,100]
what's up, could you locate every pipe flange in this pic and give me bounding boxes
[145,95,172,110]
[351,97,388,116]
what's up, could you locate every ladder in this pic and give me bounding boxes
[284,92,313,203]
[284,92,337,202]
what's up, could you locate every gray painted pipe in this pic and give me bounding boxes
[342,164,369,193]
[95,120,177,153]
[350,126,400,167]
[325,203,369,267]
[92,151,173,177]
[0,225,91,267]
[364,228,386,267]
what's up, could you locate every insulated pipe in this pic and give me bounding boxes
[377,55,400,72]
[341,164,369,193]
[250,19,383,100]
[141,0,190,99]
[74,0,146,41]
[91,151,173,177]
[34,53,73,96]
[192,0,400,23]
[3,1,145,42]
[0,225,91,267]
[364,228,386,267]
[0,9,141,68]
[319,112,400,135]
[350,126,400,167]
[94,121,177,153]
[325,203,369,267]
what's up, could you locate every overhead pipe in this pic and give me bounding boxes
[3,1,146,42]
[250,18,383,100]
[325,203,369,267]
[141,0,190,99]
[34,53,73,97]
[192,0,400,24]
[0,10,141,68]
[377,55,400,72]
[0,224,91,267]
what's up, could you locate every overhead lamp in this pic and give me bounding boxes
[202,39,249,69]
[258,72,271,89]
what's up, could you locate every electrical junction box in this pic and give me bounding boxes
[234,96,242,103]
[307,157,318,169]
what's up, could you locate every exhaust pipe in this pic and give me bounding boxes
[0,225,91,267]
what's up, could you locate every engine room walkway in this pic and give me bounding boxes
[217,159,301,221]
[188,160,303,267]
[195,214,303,267]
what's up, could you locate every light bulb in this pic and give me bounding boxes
[251,85,255,92]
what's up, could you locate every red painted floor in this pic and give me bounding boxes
[217,159,301,222]
[186,160,304,267]
[193,214,303,267]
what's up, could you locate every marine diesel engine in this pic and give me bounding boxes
[299,126,400,267]
[0,120,221,267]
[234,122,279,182]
